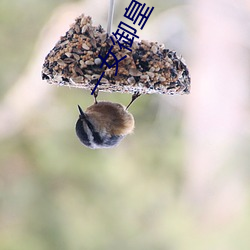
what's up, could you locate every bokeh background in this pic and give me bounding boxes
[1,0,250,249]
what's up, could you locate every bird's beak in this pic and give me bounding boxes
[77,105,86,119]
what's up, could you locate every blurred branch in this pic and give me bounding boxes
[184,0,250,225]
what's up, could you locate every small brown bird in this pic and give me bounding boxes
[75,92,140,149]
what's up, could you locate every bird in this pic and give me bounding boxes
[75,91,140,149]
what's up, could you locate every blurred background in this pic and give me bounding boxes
[1,0,250,249]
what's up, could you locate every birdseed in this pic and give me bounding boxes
[42,14,191,95]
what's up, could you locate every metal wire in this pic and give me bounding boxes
[107,0,115,35]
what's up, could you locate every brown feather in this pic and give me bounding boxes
[85,102,134,135]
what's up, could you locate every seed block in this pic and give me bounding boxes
[42,14,190,95]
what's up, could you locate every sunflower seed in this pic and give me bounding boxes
[85,60,94,65]
[82,43,90,50]
[129,68,142,77]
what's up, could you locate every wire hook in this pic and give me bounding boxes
[107,0,115,35]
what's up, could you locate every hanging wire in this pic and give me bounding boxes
[107,0,115,35]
